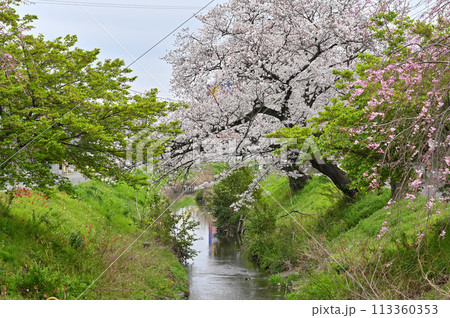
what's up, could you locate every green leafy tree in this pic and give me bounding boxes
[0,8,183,189]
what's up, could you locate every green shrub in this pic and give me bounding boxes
[135,191,199,264]
[171,210,199,264]
[244,176,338,272]
[269,273,284,286]
[211,167,256,235]
[246,201,277,235]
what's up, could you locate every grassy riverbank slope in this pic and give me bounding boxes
[243,175,449,299]
[0,181,188,300]
[198,167,449,299]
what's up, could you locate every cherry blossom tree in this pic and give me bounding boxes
[303,11,449,200]
[164,0,386,195]
[267,5,448,295]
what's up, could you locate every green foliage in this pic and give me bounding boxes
[7,262,84,300]
[171,210,199,264]
[316,189,391,239]
[246,201,277,236]
[133,191,199,264]
[266,126,314,154]
[0,9,184,189]
[268,272,299,287]
[194,189,205,205]
[209,162,231,175]
[0,181,189,299]
[245,202,284,271]
[172,196,197,210]
[210,167,256,235]
[244,176,338,272]
[369,12,419,55]
[287,272,349,300]
[268,273,285,286]
[241,172,449,299]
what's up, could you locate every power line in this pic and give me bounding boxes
[71,1,174,98]
[33,0,205,10]
[0,0,216,169]
[129,89,182,103]
[409,0,436,19]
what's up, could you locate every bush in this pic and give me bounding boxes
[171,209,199,264]
[136,191,199,264]
[210,167,256,235]
[244,201,299,271]
[194,189,212,206]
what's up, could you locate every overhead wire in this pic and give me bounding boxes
[6,0,398,297]
[32,0,205,10]
[409,0,436,19]
[0,0,216,169]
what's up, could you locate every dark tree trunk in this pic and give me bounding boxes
[310,159,358,198]
[288,173,312,192]
[390,180,404,200]
[284,148,312,192]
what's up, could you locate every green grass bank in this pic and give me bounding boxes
[205,170,449,299]
[0,181,188,300]
[251,176,449,299]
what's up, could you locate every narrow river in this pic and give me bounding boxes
[182,207,284,300]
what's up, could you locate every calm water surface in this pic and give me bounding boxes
[183,207,284,300]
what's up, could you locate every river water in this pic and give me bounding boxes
[182,207,284,300]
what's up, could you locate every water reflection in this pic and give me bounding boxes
[208,222,218,257]
[182,207,284,300]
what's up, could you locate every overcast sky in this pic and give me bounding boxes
[13,0,430,101]
[14,0,226,100]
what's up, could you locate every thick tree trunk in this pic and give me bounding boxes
[310,159,358,198]
[284,148,312,192]
[390,180,404,200]
[288,173,312,192]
